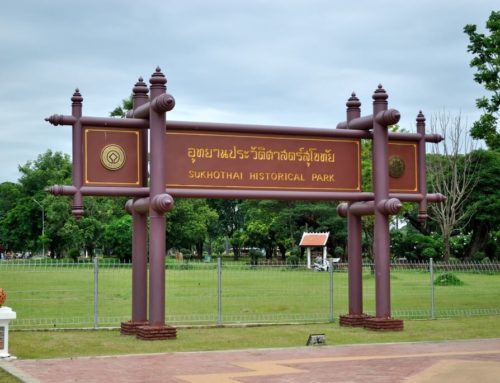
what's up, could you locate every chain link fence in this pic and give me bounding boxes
[0,258,499,329]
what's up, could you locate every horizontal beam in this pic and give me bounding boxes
[45,115,149,129]
[47,184,445,203]
[45,115,443,143]
[337,198,402,217]
[166,120,442,142]
[335,109,400,130]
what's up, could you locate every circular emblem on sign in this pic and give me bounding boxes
[389,156,405,178]
[100,144,126,171]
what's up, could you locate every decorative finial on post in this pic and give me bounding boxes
[71,88,83,106]
[416,110,426,129]
[347,92,361,108]
[372,84,388,103]
[346,92,361,124]
[133,77,149,97]
[150,67,167,89]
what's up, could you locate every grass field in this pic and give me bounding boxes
[0,261,499,329]
[6,315,500,359]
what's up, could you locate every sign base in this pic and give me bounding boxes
[364,317,404,331]
[120,320,149,335]
[136,325,177,340]
[339,313,372,327]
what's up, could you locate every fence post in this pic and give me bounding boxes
[429,258,435,319]
[93,256,99,329]
[217,256,222,326]
[329,258,334,322]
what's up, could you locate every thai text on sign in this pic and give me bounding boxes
[165,131,361,192]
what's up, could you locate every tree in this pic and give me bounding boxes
[0,151,73,256]
[110,95,133,118]
[207,199,245,259]
[166,199,218,257]
[464,11,500,150]
[427,112,479,261]
[0,182,21,252]
[18,150,72,195]
[463,149,500,260]
[103,215,132,262]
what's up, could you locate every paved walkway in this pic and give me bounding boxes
[2,338,500,383]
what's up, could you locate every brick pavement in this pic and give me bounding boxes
[1,338,499,383]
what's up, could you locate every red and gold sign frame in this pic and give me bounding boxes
[83,128,143,186]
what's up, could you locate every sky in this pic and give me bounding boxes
[0,0,494,183]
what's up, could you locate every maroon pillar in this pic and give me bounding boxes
[372,85,390,318]
[132,208,148,321]
[347,209,363,313]
[365,85,403,330]
[136,67,176,340]
[121,78,150,335]
[71,89,84,220]
[132,78,149,323]
[416,111,428,223]
[148,68,167,326]
[339,93,369,327]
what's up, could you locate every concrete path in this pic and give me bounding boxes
[1,338,500,383]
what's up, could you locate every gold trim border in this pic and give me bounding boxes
[84,128,141,186]
[388,141,418,193]
[166,130,362,192]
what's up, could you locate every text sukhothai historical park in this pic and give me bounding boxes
[45,66,445,338]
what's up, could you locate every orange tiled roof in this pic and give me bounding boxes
[299,232,329,247]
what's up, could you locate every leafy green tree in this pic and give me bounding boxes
[110,95,133,118]
[241,200,288,259]
[0,151,72,256]
[391,228,443,261]
[0,182,21,215]
[79,216,104,258]
[464,11,500,150]
[0,182,21,251]
[464,149,500,259]
[18,150,72,195]
[103,215,132,262]
[166,199,218,257]
[59,218,84,258]
[207,199,245,259]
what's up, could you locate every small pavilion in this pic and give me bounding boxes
[299,232,330,269]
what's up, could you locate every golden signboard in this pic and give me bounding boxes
[165,130,361,192]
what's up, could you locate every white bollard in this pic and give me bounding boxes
[0,306,16,358]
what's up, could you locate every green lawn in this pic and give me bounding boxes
[0,262,499,329]
[7,315,500,360]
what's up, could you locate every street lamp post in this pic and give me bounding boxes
[32,198,45,257]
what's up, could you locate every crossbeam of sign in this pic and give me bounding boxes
[46,106,443,203]
[45,68,445,335]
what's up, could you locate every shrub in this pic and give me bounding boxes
[68,249,80,262]
[434,272,464,286]
[422,247,437,260]
[287,255,300,267]
[249,249,263,265]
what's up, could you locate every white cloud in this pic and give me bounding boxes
[0,0,494,182]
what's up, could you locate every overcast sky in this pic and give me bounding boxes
[0,0,494,183]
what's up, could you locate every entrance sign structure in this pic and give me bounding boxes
[46,67,444,337]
